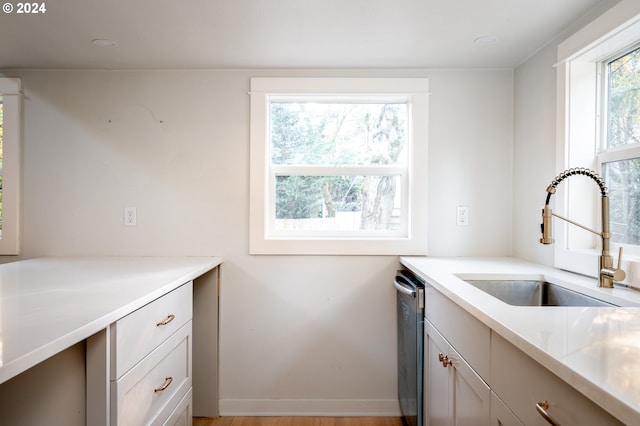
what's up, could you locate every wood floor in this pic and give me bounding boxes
[193,417,405,426]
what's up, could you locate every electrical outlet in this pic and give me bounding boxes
[124,207,137,227]
[456,206,469,226]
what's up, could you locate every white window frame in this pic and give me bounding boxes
[555,1,640,280]
[598,44,640,257]
[249,77,429,255]
[0,78,22,255]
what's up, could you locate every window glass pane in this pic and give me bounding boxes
[275,175,402,232]
[607,46,640,148]
[604,158,640,244]
[270,102,408,166]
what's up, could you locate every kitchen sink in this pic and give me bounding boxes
[464,279,617,307]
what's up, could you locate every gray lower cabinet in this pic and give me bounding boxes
[422,280,623,426]
[424,319,491,426]
[88,282,194,426]
[491,332,624,426]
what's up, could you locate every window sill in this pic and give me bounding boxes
[556,247,640,290]
[249,237,428,256]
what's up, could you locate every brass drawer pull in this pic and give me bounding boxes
[156,314,175,327]
[154,376,173,393]
[536,401,561,426]
[438,353,452,367]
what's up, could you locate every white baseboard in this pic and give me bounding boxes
[218,399,401,416]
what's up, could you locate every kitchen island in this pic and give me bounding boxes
[401,256,640,425]
[0,256,222,425]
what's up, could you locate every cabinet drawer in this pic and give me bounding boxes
[425,283,490,380]
[161,389,192,426]
[111,282,193,379]
[491,332,623,426]
[111,322,192,426]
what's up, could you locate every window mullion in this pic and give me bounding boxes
[599,145,640,164]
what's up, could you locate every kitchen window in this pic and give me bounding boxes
[249,78,429,255]
[0,78,22,255]
[555,2,640,278]
[599,45,640,248]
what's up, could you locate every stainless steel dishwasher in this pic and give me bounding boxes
[395,269,424,426]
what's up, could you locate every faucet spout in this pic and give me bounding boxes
[540,167,626,288]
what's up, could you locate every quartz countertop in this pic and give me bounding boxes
[400,256,640,425]
[0,256,222,384]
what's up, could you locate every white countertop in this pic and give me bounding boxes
[0,256,222,384]
[400,256,640,425]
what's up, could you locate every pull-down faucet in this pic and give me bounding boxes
[540,168,626,288]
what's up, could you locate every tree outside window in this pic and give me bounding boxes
[0,99,3,234]
[270,101,407,233]
[602,46,640,245]
[249,77,429,255]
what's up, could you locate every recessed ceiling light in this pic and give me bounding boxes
[91,39,117,48]
[474,36,499,45]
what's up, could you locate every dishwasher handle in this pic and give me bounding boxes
[394,275,416,298]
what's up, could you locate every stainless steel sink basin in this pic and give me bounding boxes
[464,280,616,307]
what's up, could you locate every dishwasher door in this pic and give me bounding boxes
[395,270,424,426]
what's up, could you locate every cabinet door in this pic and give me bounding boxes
[450,339,490,426]
[426,320,453,426]
[426,320,490,426]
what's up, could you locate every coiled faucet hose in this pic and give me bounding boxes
[545,167,608,205]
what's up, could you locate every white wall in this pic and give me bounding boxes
[2,67,513,415]
[512,43,558,265]
[512,0,620,265]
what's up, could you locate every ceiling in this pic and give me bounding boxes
[0,0,609,70]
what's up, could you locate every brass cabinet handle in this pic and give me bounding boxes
[156,314,175,327]
[438,353,452,368]
[536,401,561,426]
[154,376,173,393]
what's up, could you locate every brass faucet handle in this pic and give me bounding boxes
[617,246,624,269]
[614,246,626,282]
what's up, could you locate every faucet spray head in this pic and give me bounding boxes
[540,205,553,244]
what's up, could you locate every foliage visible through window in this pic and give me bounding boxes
[607,46,640,148]
[0,78,21,254]
[602,46,640,245]
[0,97,3,236]
[270,101,407,235]
[250,77,428,255]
